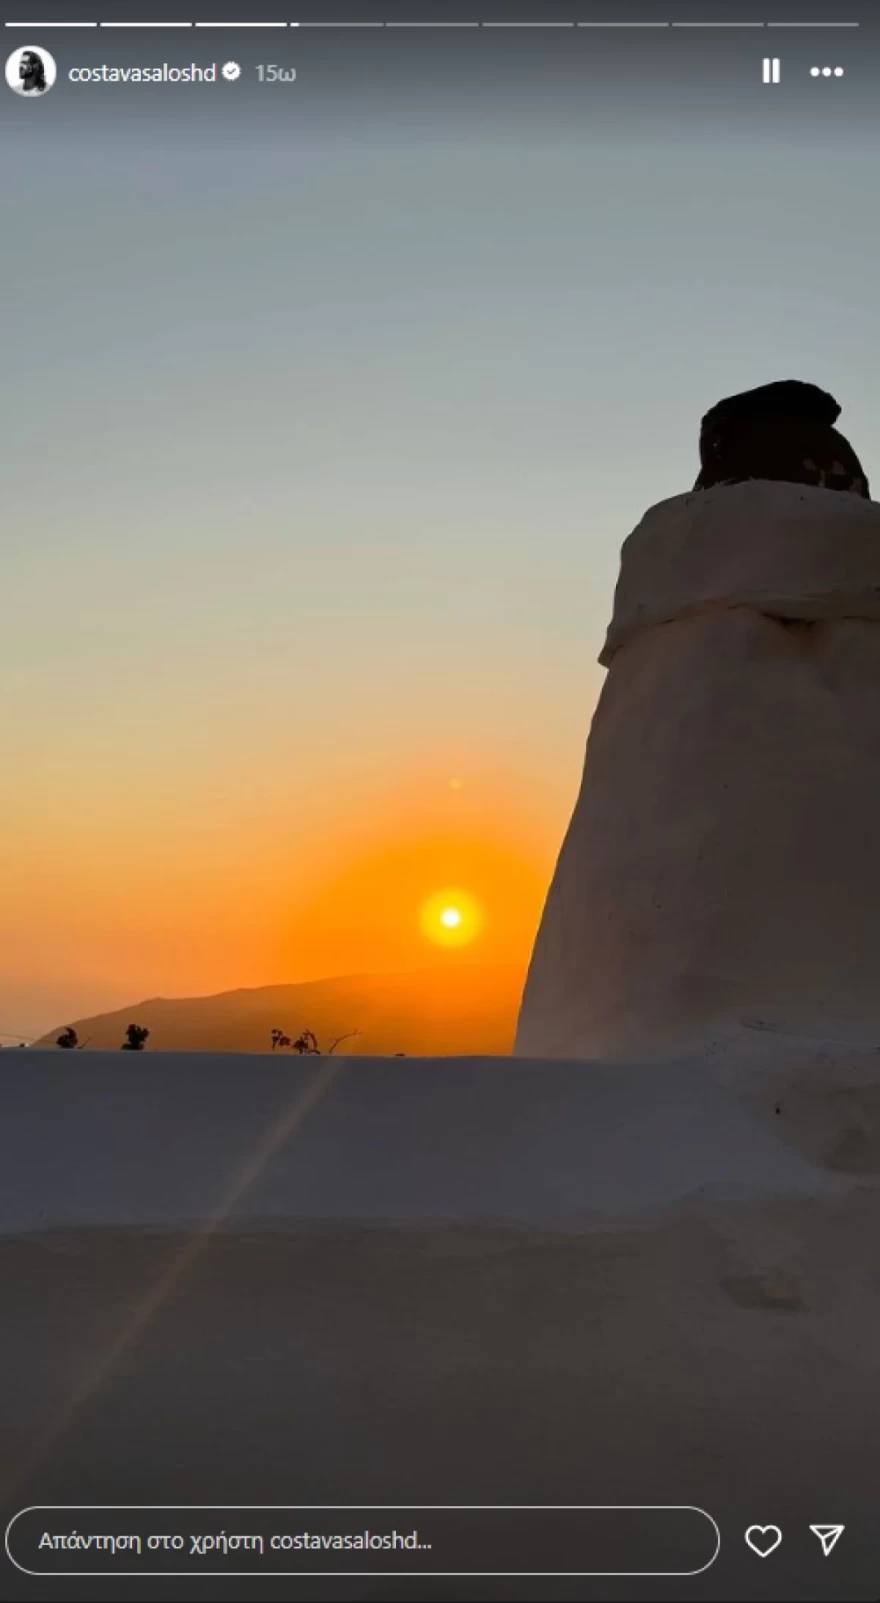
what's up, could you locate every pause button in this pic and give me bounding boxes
[762,57,781,84]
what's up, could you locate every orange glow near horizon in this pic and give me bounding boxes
[0,749,571,1033]
[275,772,557,987]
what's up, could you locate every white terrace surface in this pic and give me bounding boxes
[2,1038,875,1234]
[3,1043,880,1599]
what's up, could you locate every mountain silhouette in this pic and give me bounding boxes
[36,965,524,1056]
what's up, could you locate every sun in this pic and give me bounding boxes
[419,888,483,948]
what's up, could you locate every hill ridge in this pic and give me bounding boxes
[35,964,525,1056]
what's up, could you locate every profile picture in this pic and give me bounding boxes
[5,45,57,97]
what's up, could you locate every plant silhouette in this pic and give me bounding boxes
[270,1028,360,1055]
[293,1029,359,1055]
[121,1023,150,1051]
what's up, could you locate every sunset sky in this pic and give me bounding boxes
[2,8,879,1036]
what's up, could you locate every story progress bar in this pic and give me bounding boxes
[1,19,863,30]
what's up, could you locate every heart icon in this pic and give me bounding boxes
[745,1524,783,1558]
